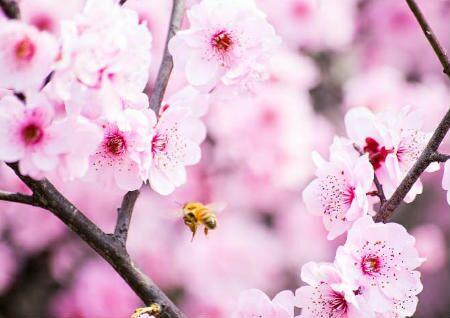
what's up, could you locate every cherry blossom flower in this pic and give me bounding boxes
[0,95,61,178]
[232,289,295,318]
[0,94,102,180]
[87,109,155,191]
[303,137,374,240]
[296,262,370,318]
[335,216,424,317]
[49,0,152,120]
[148,106,206,195]
[168,0,280,92]
[345,106,438,203]
[0,20,58,91]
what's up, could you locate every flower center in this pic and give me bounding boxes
[361,255,381,275]
[328,291,348,314]
[31,15,53,32]
[211,30,233,53]
[152,134,168,155]
[363,137,392,170]
[105,133,126,156]
[343,186,355,206]
[21,123,43,145]
[15,38,36,61]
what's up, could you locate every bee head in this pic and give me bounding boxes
[183,213,197,232]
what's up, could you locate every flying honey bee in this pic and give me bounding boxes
[181,201,226,240]
[131,303,161,318]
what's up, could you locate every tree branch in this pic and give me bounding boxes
[372,174,387,205]
[115,189,140,246]
[374,0,450,222]
[0,0,20,19]
[0,190,41,207]
[148,0,185,114]
[114,0,185,255]
[376,108,450,222]
[1,0,187,317]
[6,163,185,318]
[406,0,450,78]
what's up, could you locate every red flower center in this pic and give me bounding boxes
[152,134,168,155]
[211,30,233,53]
[343,186,355,206]
[363,137,392,170]
[361,255,381,275]
[21,123,43,145]
[105,134,126,156]
[328,291,348,313]
[31,15,53,32]
[15,38,36,61]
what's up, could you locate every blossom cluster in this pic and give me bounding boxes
[0,0,278,194]
[234,216,424,318]
[304,106,438,239]
[235,104,445,317]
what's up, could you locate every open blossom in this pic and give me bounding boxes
[149,106,206,195]
[345,106,438,203]
[169,0,280,92]
[0,94,102,179]
[49,0,152,120]
[296,262,369,318]
[232,289,295,318]
[87,109,155,191]
[335,216,423,317]
[0,95,62,178]
[0,20,58,91]
[303,137,374,240]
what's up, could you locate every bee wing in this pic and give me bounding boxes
[205,201,227,214]
[162,203,185,220]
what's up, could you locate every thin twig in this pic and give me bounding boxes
[6,163,185,318]
[115,189,140,246]
[376,109,450,222]
[429,151,450,163]
[148,0,185,114]
[0,0,20,19]
[406,0,450,78]
[0,190,41,207]
[372,175,387,205]
[374,0,450,222]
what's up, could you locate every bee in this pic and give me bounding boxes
[181,202,225,240]
[131,303,161,318]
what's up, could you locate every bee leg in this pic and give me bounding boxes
[190,227,197,242]
[204,227,209,236]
